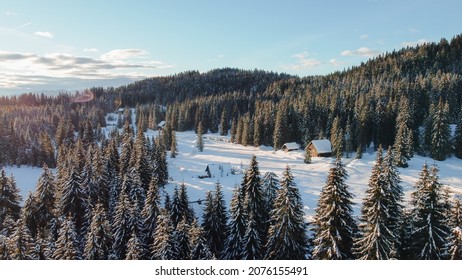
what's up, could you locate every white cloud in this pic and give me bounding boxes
[329,59,344,68]
[101,49,149,61]
[401,39,429,48]
[359,34,369,40]
[84,48,99,53]
[341,47,381,58]
[34,31,53,39]
[284,51,321,70]
[0,49,172,93]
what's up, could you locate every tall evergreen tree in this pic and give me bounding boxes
[151,209,176,260]
[141,179,161,255]
[110,184,133,260]
[409,163,451,259]
[430,98,451,161]
[7,218,37,260]
[312,158,357,260]
[170,131,178,158]
[83,203,112,260]
[241,155,266,259]
[173,215,191,260]
[0,170,22,230]
[330,116,344,158]
[454,109,462,159]
[354,147,395,259]
[261,172,279,238]
[393,98,414,167]
[265,165,308,259]
[53,215,82,260]
[222,186,246,260]
[196,122,204,152]
[448,197,462,259]
[190,219,214,260]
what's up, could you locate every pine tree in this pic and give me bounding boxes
[125,230,145,260]
[430,98,451,161]
[222,186,246,260]
[196,122,204,152]
[312,158,357,260]
[190,219,214,260]
[53,215,82,260]
[151,209,176,260]
[219,108,229,136]
[354,147,395,259]
[170,131,178,158]
[83,203,112,260]
[110,184,133,259]
[151,138,169,186]
[173,215,191,260]
[304,146,312,164]
[261,172,279,238]
[201,184,228,257]
[393,98,414,167]
[330,116,344,158]
[409,163,451,259]
[0,170,22,230]
[273,100,288,150]
[7,218,37,260]
[141,179,161,255]
[242,155,266,259]
[265,165,308,259]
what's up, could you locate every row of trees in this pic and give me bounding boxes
[1,137,461,259]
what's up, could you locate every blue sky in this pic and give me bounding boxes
[1,0,461,94]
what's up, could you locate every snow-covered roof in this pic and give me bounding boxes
[282,142,300,151]
[205,163,232,178]
[157,120,166,128]
[309,139,332,153]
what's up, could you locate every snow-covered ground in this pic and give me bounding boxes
[6,130,462,222]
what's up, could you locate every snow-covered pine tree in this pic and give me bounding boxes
[273,100,289,150]
[382,147,404,257]
[83,203,112,260]
[430,98,451,161]
[151,137,169,186]
[201,184,228,257]
[133,127,152,191]
[265,165,308,259]
[312,158,357,260]
[262,171,279,236]
[330,116,344,158]
[120,120,134,177]
[409,163,451,259]
[448,197,462,259]
[173,215,191,260]
[141,178,161,257]
[190,219,215,260]
[170,131,178,158]
[196,122,204,152]
[110,184,133,260]
[151,209,176,260]
[105,138,120,218]
[242,155,266,259]
[354,147,395,260]
[7,217,37,260]
[393,98,414,167]
[29,165,56,240]
[125,230,145,260]
[0,170,22,230]
[222,185,246,260]
[53,215,82,260]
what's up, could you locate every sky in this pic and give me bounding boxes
[1,0,461,95]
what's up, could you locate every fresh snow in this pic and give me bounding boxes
[6,130,462,222]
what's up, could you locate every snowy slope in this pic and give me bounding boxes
[7,130,462,222]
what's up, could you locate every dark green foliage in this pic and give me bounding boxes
[84,203,112,260]
[409,163,451,259]
[0,170,22,230]
[222,186,246,260]
[53,215,82,260]
[265,166,308,259]
[312,158,357,260]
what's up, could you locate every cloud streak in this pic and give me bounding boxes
[0,49,172,93]
[283,51,321,71]
[341,47,381,58]
[34,31,54,38]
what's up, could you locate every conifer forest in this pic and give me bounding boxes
[2,35,462,260]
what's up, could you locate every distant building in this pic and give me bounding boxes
[306,140,332,157]
[201,163,233,179]
[281,142,300,152]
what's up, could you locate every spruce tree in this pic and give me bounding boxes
[7,218,37,260]
[242,155,266,259]
[330,116,344,158]
[448,197,462,259]
[409,163,451,259]
[141,179,161,255]
[0,170,22,229]
[354,147,395,259]
[83,203,112,260]
[151,209,176,260]
[312,158,357,260]
[53,215,82,260]
[170,131,178,158]
[125,230,145,260]
[261,172,279,238]
[173,215,191,260]
[190,219,215,260]
[201,185,228,257]
[196,122,204,152]
[265,165,308,259]
[219,108,229,136]
[222,186,246,260]
[393,98,414,167]
[455,109,462,159]
[430,98,451,161]
[110,184,133,259]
